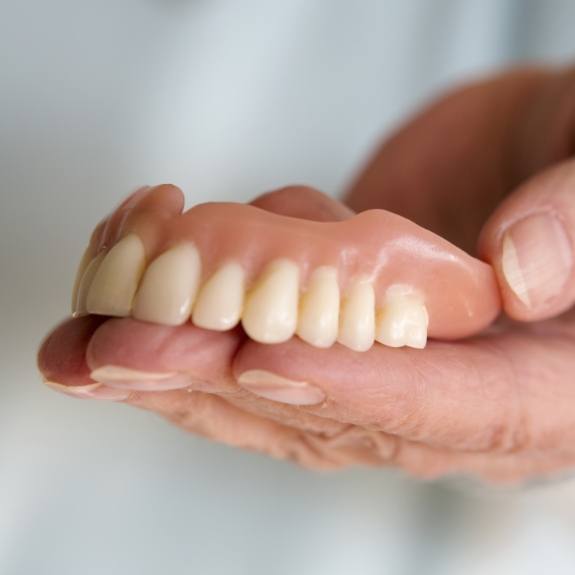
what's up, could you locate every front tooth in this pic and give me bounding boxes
[192,262,245,330]
[297,266,340,348]
[73,252,106,317]
[86,234,146,317]
[337,278,375,352]
[133,243,201,326]
[375,286,429,349]
[405,322,428,349]
[71,246,93,313]
[242,259,299,343]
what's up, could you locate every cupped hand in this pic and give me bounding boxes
[39,66,575,484]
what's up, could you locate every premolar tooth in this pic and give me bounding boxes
[192,262,245,330]
[375,286,429,349]
[242,259,299,343]
[86,234,146,317]
[133,243,201,326]
[297,266,339,348]
[73,252,105,317]
[337,278,375,352]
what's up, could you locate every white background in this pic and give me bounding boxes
[2,1,575,573]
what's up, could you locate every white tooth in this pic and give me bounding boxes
[375,285,429,349]
[405,322,428,349]
[297,266,339,348]
[86,234,146,317]
[73,252,106,317]
[71,246,93,313]
[242,259,299,343]
[192,262,245,330]
[337,278,375,352]
[133,243,201,326]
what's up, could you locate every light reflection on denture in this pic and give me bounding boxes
[72,197,501,351]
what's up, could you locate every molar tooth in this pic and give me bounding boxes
[375,286,429,349]
[192,262,245,330]
[73,252,106,317]
[242,259,299,344]
[86,234,146,317]
[337,278,375,352]
[296,266,340,348]
[133,243,201,326]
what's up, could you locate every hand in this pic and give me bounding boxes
[39,66,575,484]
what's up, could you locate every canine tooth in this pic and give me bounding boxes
[192,262,245,330]
[337,278,375,352]
[242,259,299,343]
[297,266,339,348]
[375,286,429,349]
[73,252,105,316]
[133,243,201,326]
[86,234,145,317]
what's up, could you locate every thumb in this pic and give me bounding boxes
[478,159,575,321]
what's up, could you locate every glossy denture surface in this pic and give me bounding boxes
[73,186,501,350]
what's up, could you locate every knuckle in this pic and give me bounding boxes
[483,416,532,454]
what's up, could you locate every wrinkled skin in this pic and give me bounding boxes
[39,67,575,484]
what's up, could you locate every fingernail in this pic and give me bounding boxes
[90,365,176,382]
[89,365,182,390]
[43,380,131,401]
[237,370,325,406]
[501,213,572,308]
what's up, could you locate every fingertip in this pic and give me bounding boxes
[500,213,572,319]
[37,315,106,385]
[479,163,575,322]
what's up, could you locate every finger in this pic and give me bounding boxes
[128,389,344,470]
[250,185,354,221]
[346,66,575,251]
[233,315,575,455]
[235,336,517,451]
[37,316,132,400]
[478,158,575,321]
[84,314,360,441]
[86,318,243,392]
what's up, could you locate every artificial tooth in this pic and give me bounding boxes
[375,286,429,349]
[73,252,105,316]
[405,322,428,349]
[296,266,340,348]
[133,243,201,326]
[192,262,245,330]
[242,259,299,344]
[71,246,93,313]
[86,233,146,317]
[337,278,375,352]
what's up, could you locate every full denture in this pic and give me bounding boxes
[71,185,501,351]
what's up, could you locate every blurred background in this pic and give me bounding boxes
[2,1,575,573]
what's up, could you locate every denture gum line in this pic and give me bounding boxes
[73,234,429,351]
[70,191,500,352]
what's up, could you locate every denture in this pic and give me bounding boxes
[71,185,501,351]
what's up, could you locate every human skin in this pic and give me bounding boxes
[38,66,575,483]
